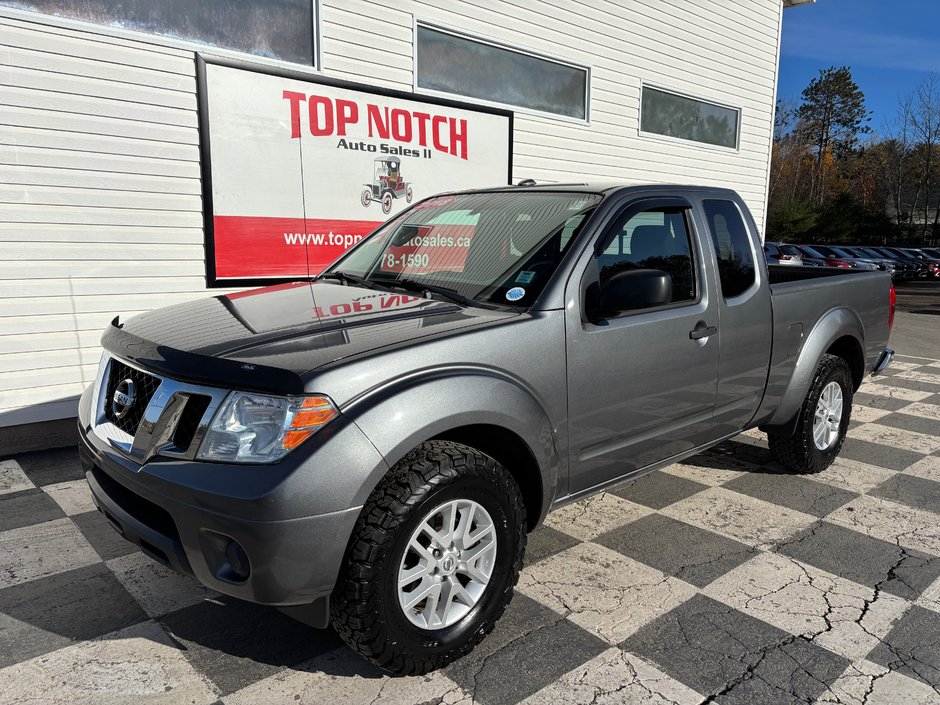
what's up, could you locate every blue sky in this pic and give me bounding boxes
[778,0,940,136]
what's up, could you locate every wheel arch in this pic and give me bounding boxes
[431,424,543,531]
[762,307,865,433]
[825,334,865,391]
[343,371,561,529]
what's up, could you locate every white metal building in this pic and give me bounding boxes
[0,0,806,432]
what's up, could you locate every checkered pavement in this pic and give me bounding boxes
[2,354,940,705]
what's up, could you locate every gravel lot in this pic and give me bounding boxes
[1,300,938,705]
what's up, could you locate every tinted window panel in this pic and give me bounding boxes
[596,207,697,308]
[703,199,755,298]
[417,25,588,120]
[5,0,315,65]
[641,87,739,149]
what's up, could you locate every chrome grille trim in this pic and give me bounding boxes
[92,353,230,463]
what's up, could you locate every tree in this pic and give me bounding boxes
[766,199,817,242]
[881,98,918,233]
[798,66,871,203]
[907,74,940,242]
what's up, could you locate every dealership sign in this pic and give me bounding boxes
[197,57,513,285]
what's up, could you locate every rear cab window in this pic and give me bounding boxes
[702,199,756,298]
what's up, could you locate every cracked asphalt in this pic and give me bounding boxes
[2,352,940,704]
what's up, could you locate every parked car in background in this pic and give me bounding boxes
[897,247,940,278]
[792,246,838,268]
[763,242,803,266]
[920,247,940,260]
[856,247,917,279]
[879,247,930,278]
[849,247,908,278]
[830,246,898,278]
[797,245,869,269]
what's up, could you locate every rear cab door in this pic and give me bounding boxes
[564,193,721,495]
[693,194,773,437]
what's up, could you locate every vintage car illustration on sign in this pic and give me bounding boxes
[361,156,414,214]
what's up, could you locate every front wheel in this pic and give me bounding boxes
[381,191,394,214]
[330,441,526,675]
[361,188,372,208]
[768,354,853,474]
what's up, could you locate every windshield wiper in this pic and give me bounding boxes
[318,270,380,290]
[381,278,479,308]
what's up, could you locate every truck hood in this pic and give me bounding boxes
[103,281,516,395]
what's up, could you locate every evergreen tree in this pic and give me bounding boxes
[798,66,871,203]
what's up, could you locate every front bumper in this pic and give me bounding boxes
[77,385,380,615]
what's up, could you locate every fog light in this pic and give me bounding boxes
[225,539,251,581]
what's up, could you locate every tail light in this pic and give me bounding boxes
[779,255,792,261]
[824,258,852,268]
[888,283,896,332]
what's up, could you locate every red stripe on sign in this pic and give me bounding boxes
[213,216,383,279]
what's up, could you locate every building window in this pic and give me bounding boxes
[2,0,317,66]
[416,24,589,120]
[640,86,739,149]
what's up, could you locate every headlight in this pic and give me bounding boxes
[197,391,338,464]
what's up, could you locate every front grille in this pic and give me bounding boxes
[173,394,212,451]
[104,359,162,435]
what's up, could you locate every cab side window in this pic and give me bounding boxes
[595,207,697,307]
[703,199,755,298]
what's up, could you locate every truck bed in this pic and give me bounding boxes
[767,264,868,285]
[755,265,892,428]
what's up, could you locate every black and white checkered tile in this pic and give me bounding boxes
[2,355,940,704]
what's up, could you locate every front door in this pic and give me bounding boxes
[566,199,720,495]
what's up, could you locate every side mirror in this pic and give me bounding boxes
[389,223,426,246]
[599,268,673,314]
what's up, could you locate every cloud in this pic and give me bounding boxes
[782,23,940,74]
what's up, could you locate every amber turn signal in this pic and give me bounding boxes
[280,396,338,450]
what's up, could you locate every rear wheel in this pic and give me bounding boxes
[768,354,853,474]
[330,441,526,675]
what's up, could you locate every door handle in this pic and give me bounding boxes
[689,323,718,340]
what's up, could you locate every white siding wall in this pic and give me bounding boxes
[0,0,783,428]
[0,15,213,425]
[319,0,781,221]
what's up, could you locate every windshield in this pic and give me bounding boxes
[324,191,602,307]
[808,245,840,258]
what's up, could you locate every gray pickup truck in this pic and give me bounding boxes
[78,184,895,675]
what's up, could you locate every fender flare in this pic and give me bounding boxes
[762,307,864,432]
[340,367,561,524]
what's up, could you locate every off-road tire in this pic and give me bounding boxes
[768,354,854,474]
[330,441,527,675]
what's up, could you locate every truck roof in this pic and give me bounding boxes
[438,182,744,198]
